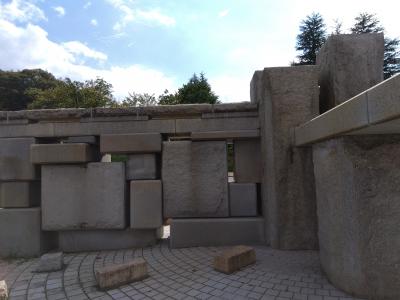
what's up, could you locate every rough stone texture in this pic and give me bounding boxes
[213,245,256,274]
[0,181,40,208]
[30,143,96,164]
[0,281,7,300]
[191,130,259,141]
[42,163,126,230]
[252,66,319,249]
[175,117,259,134]
[313,136,400,300]
[126,154,157,180]
[65,135,98,144]
[130,180,162,229]
[96,258,148,290]
[229,183,258,217]
[100,133,161,154]
[36,252,64,272]
[317,33,384,112]
[59,230,157,252]
[162,141,229,218]
[0,208,57,258]
[170,218,265,248]
[0,137,37,180]
[234,139,261,183]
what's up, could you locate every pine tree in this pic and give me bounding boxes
[295,13,327,65]
[350,13,384,34]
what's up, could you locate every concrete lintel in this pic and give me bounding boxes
[191,130,260,140]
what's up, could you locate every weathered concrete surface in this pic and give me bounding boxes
[252,66,319,249]
[31,143,96,164]
[317,33,384,112]
[213,245,256,274]
[234,139,261,183]
[100,133,161,154]
[191,130,260,141]
[96,258,148,290]
[0,181,40,208]
[162,141,229,218]
[130,180,162,229]
[42,163,126,230]
[126,154,157,180]
[65,135,97,144]
[229,183,258,217]
[313,136,400,300]
[36,252,64,272]
[59,230,157,252]
[0,138,37,180]
[175,117,259,134]
[0,280,7,300]
[170,218,265,248]
[0,208,57,258]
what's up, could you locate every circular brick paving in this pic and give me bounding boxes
[1,240,364,300]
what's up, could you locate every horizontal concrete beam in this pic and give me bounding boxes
[295,74,400,146]
[191,130,260,140]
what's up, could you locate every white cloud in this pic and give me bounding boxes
[90,19,98,26]
[136,9,176,26]
[53,6,65,17]
[62,41,107,61]
[210,75,250,103]
[83,1,92,9]
[0,0,46,23]
[218,9,229,18]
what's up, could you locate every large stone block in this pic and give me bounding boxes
[317,33,384,112]
[0,208,57,258]
[0,181,40,208]
[59,229,158,252]
[0,281,7,300]
[100,133,161,154]
[31,143,97,164]
[234,139,261,183]
[130,180,162,229]
[65,136,97,145]
[42,163,126,230]
[313,136,400,300]
[170,218,265,248]
[252,66,319,249]
[0,138,38,180]
[229,183,257,217]
[36,252,64,272]
[162,141,229,218]
[126,154,157,180]
[214,246,256,274]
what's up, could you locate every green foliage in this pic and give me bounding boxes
[159,73,219,105]
[295,13,327,65]
[120,92,158,107]
[350,13,384,34]
[111,154,128,162]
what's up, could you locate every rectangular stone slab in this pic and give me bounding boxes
[0,181,40,208]
[36,252,64,272]
[100,133,161,154]
[234,139,261,183]
[126,154,157,180]
[0,280,7,300]
[96,258,148,290]
[30,143,96,164]
[214,245,256,274]
[229,183,258,217]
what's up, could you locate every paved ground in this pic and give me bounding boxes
[0,240,364,300]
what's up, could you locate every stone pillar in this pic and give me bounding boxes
[317,33,384,113]
[251,66,319,249]
[313,136,400,300]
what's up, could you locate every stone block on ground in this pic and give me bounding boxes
[0,181,40,208]
[36,252,64,272]
[96,258,148,290]
[229,183,257,217]
[126,154,157,180]
[30,143,96,164]
[130,180,162,229]
[42,163,126,230]
[0,280,7,300]
[162,141,229,218]
[234,139,261,183]
[214,245,256,274]
[170,218,264,248]
[0,137,38,180]
[100,133,161,154]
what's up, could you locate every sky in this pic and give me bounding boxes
[0,0,399,103]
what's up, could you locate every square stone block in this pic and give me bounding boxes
[234,139,261,183]
[42,163,126,230]
[36,252,63,272]
[0,208,57,258]
[214,245,256,274]
[162,141,229,218]
[229,183,257,217]
[0,137,38,180]
[130,180,162,229]
[126,154,157,180]
[0,181,40,208]
[31,143,96,164]
[100,133,161,154]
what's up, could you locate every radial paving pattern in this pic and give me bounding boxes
[0,240,364,300]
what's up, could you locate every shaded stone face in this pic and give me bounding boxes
[0,181,40,208]
[233,139,261,183]
[126,154,157,180]
[30,143,97,164]
[36,252,64,273]
[229,183,258,217]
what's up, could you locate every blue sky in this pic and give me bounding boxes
[0,0,399,102]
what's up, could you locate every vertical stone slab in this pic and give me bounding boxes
[234,139,261,183]
[229,183,257,217]
[313,136,400,300]
[317,33,384,112]
[0,181,40,208]
[252,66,319,249]
[0,137,37,180]
[126,154,157,180]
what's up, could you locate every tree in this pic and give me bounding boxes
[121,92,158,107]
[159,73,219,105]
[332,19,343,35]
[295,13,327,65]
[351,13,400,79]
